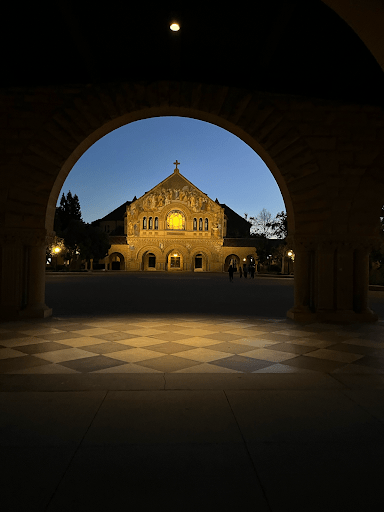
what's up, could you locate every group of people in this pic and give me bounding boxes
[228,263,255,281]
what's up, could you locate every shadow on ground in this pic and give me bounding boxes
[46,273,295,318]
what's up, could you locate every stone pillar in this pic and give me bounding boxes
[90,258,93,271]
[287,239,315,322]
[0,236,24,320]
[0,231,52,320]
[20,241,52,318]
[287,235,377,323]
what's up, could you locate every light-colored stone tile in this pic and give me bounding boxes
[71,328,117,336]
[117,337,167,347]
[57,337,108,347]
[34,348,96,363]
[305,349,364,363]
[0,337,40,347]
[121,328,168,336]
[230,338,278,348]
[244,348,298,362]
[172,337,223,347]
[174,328,220,336]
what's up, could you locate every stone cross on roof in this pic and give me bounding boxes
[173,160,180,173]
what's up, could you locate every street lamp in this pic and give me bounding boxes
[53,246,61,271]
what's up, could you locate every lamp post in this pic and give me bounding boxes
[53,246,61,271]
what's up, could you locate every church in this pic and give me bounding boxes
[94,162,258,272]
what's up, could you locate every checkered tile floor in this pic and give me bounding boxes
[1,315,384,374]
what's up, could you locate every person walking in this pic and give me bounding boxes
[250,265,255,278]
[238,265,242,278]
[243,263,248,279]
[228,264,234,282]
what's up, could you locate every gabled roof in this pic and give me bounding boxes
[92,201,131,223]
[132,168,214,205]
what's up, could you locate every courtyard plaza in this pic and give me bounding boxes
[1,273,384,510]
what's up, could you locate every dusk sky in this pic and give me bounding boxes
[58,117,286,223]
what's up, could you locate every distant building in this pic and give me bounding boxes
[93,162,258,271]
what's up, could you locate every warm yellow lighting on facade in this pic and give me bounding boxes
[170,22,180,32]
[167,211,185,230]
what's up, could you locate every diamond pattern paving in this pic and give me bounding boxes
[0,315,383,374]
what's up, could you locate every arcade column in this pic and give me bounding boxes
[0,230,52,320]
[287,236,377,323]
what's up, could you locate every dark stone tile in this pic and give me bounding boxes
[144,342,194,354]
[14,342,72,355]
[34,332,86,341]
[328,343,384,356]
[149,332,194,342]
[0,332,30,341]
[0,356,50,373]
[201,333,245,342]
[90,332,140,342]
[267,343,317,355]
[51,323,98,331]
[353,355,384,370]
[210,356,275,372]
[60,356,127,373]
[136,355,201,372]
[81,342,133,354]
[282,356,345,373]
[209,342,256,354]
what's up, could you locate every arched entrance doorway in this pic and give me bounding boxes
[142,251,157,271]
[109,252,125,271]
[166,250,184,271]
[193,252,208,272]
[225,254,240,272]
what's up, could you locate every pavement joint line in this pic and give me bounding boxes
[43,390,109,511]
[223,389,273,512]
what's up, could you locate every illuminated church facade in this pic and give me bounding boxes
[95,162,258,272]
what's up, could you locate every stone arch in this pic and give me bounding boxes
[136,245,162,263]
[225,254,240,272]
[109,252,125,271]
[164,246,188,271]
[2,80,384,321]
[191,247,211,272]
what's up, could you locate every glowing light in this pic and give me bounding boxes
[170,22,180,32]
[167,211,185,230]
[53,246,61,254]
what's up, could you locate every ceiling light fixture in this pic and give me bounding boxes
[170,22,180,32]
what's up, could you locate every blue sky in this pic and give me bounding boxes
[59,117,286,223]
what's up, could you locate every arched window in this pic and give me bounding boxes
[154,217,158,230]
[143,217,147,229]
[199,218,203,231]
[167,210,185,230]
[193,218,197,230]
[205,218,209,231]
[148,217,153,230]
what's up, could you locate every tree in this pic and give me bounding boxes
[53,191,110,270]
[55,191,82,235]
[249,208,273,237]
[267,211,288,239]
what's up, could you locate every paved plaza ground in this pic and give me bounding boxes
[1,273,384,510]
